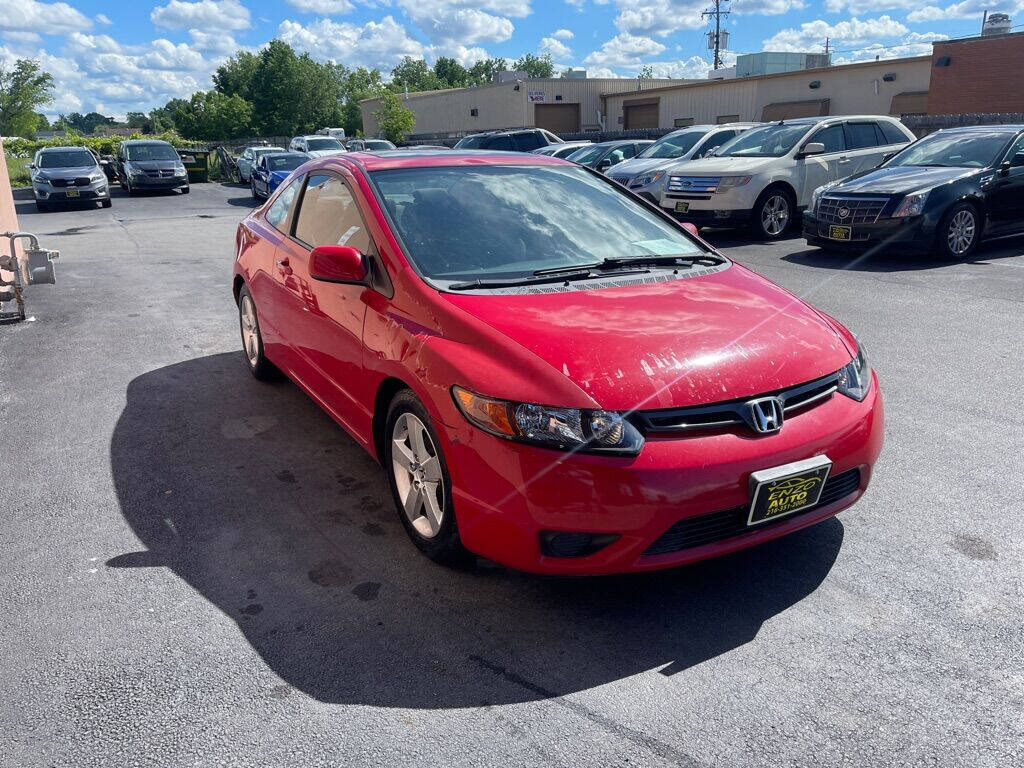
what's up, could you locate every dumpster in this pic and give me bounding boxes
[178,149,210,183]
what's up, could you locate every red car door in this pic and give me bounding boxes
[271,170,371,434]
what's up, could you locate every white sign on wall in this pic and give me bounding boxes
[528,90,546,103]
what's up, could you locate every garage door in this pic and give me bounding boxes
[534,104,580,135]
[624,102,659,130]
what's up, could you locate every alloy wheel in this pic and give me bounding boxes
[761,194,789,236]
[391,412,445,538]
[239,294,260,366]
[947,209,976,255]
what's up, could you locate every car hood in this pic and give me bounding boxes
[306,149,346,157]
[829,165,978,195]
[269,170,292,181]
[607,157,674,179]
[126,159,180,170]
[37,165,100,178]
[673,156,783,176]
[441,264,853,410]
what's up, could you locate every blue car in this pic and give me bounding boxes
[250,152,308,200]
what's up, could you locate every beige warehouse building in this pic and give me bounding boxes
[361,56,932,141]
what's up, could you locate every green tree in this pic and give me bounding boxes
[373,91,415,144]
[33,112,50,132]
[0,59,54,137]
[336,65,385,137]
[149,98,188,133]
[637,65,654,79]
[173,91,254,140]
[513,53,555,79]
[213,51,261,100]
[433,57,468,88]
[389,57,441,93]
[467,58,507,86]
[125,111,148,129]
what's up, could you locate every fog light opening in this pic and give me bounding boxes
[540,531,620,558]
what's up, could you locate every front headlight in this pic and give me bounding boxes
[892,190,929,218]
[175,165,187,176]
[89,171,105,182]
[808,181,838,214]
[452,386,645,455]
[632,170,666,188]
[717,176,751,189]
[836,340,872,401]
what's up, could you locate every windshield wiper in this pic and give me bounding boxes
[448,269,597,290]
[533,253,724,277]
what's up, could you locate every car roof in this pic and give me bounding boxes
[936,125,1024,135]
[122,139,173,145]
[38,145,94,152]
[591,139,651,147]
[327,149,569,171]
[462,129,544,138]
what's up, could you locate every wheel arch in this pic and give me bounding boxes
[232,274,245,304]
[372,376,415,463]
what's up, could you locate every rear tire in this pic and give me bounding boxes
[937,202,980,259]
[237,285,278,381]
[384,390,468,566]
[750,187,795,240]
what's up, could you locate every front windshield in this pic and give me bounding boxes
[638,130,707,159]
[253,147,283,158]
[365,140,395,150]
[126,144,179,161]
[716,123,811,158]
[454,135,488,149]
[307,138,343,150]
[371,165,705,282]
[268,155,305,171]
[887,132,1012,168]
[39,150,96,168]
[566,144,606,165]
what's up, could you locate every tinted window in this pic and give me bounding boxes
[371,165,705,282]
[1005,134,1024,165]
[486,136,514,151]
[38,150,96,168]
[294,173,372,252]
[306,138,343,151]
[125,143,179,161]
[268,154,305,171]
[879,122,909,145]
[513,132,543,151]
[637,129,706,159]
[454,135,488,149]
[888,131,1014,168]
[845,123,881,150]
[694,130,736,157]
[567,144,607,164]
[554,145,583,158]
[717,123,812,158]
[810,125,845,154]
[266,178,300,232]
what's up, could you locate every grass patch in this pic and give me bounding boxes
[5,155,32,187]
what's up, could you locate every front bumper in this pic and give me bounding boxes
[127,173,189,190]
[438,373,884,574]
[34,179,109,202]
[803,211,932,252]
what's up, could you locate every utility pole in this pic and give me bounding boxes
[702,0,731,70]
[824,37,831,61]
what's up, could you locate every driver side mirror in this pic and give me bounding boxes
[596,158,612,171]
[309,245,366,284]
[799,142,825,158]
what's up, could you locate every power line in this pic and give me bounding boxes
[702,0,731,70]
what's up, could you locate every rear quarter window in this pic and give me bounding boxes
[880,122,911,145]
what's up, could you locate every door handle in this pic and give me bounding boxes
[838,157,851,164]
[275,257,292,275]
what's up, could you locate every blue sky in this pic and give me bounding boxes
[1,0,1019,118]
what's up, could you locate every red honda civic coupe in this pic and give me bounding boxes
[232,150,883,575]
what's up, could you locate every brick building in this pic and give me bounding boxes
[927,31,1024,116]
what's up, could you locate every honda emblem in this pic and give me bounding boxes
[746,397,784,434]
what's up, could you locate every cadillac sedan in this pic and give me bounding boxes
[232,150,883,574]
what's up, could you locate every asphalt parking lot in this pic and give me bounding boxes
[2,181,1022,767]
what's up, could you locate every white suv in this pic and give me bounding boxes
[660,116,916,239]
[289,135,347,158]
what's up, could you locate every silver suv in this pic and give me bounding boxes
[30,146,111,212]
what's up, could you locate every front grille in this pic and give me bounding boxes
[144,169,175,178]
[668,175,721,194]
[635,371,839,435]
[818,196,889,225]
[643,468,861,556]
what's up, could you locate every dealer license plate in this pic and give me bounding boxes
[65,188,79,198]
[828,225,851,241]
[675,201,689,213]
[747,455,832,526]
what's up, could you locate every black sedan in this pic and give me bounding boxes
[803,125,1024,258]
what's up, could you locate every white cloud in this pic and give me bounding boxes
[96,13,112,25]
[285,0,355,12]
[396,1,519,46]
[763,15,911,51]
[552,28,574,39]
[584,33,666,68]
[2,30,43,44]
[610,0,801,39]
[540,36,572,59]
[0,0,92,34]
[151,0,251,31]
[277,16,425,71]
[187,28,241,54]
[907,0,1024,21]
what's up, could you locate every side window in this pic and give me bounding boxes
[1005,134,1024,166]
[266,177,301,233]
[294,173,374,253]
[879,121,910,145]
[810,125,846,154]
[845,123,881,150]
[696,130,735,157]
[513,132,542,151]
[487,136,514,151]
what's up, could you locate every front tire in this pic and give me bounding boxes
[938,203,980,259]
[101,199,112,208]
[251,178,260,200]
[124,178,135,196]
[181,186,190,195]
[35,200,49,212]
[751,187,794,240]
[384,390,467,566]
[237,286,277,380]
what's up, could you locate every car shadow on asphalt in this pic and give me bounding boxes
[108,352,844,707]
[780,237,1024,272]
